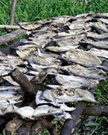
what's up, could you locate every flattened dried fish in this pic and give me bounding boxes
[92,12,108,18]
[35,46,59,58]
[96,18,108,25]
[3,76,19,86]
[0,86,23,115]
[56,74,98,89]
[15,105,72,120]
[59,65,105,79]
[62,49,101,67]
[16,19,51,30]
[15,106,34,120]
[80,39,108,49]
[34,105,73,119]
[73,12,94,20]
[46,46,78,53]
[67,22,89,30]
[0,63,11,76]
[40,88,96,106]
[58,28,90,36]
[16,44,38,59]
[51,15,73,24]
[87,32,108,41]
[89,22,108,32]
[90,48,108,60]
[28,55,61,66]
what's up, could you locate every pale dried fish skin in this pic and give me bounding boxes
[62,49,101,67]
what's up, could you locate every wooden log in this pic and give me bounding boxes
[60,102,86,135]
[5,118,23,135]
[0,29,26,46]
[60,88,96,135]
[0,25,20,29]
[10,68,36,97]
[82,105,108,116]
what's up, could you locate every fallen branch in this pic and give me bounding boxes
[10,68,36,96]
[9,0,20,26]
[60,102,86,135]
[0,25,20,29]
[82,105,108,116]
[0,29,26,46]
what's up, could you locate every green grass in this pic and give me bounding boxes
[0,0,108,135]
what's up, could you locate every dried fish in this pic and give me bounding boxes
[67,22,89,30]
[53,34,86,47]
[90,48,108,60]
[61,49,101,67]
[51,15,73,25]
[28,55,61,66]
[16,19,51,30]
[87,32,108,41]
[73,12,94,20]
[16,44,38,59]
[35,46,59,58]
[89,22,108,32]
[59,65,105,79]
[40,88,96,106]
[80,39,108,49]
[0,86,23,115]
[58,28,91,36]
[69,16,92,23]
[55,74,98,89]
[92,12,108,18]
[20,38,36,44]
[46,46,78,53]
[30,70,48,84]
[3,76,19,86]
[15,106,34,120]
[96,18,108,25]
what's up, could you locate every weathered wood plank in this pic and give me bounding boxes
[0,29,26,46]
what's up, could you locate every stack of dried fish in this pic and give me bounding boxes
[0,12,108,133]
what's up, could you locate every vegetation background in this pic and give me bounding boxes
[0,0,108,134]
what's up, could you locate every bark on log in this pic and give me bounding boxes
[0,29,26,46]
[10,68,36,96]
[82,105,108,116]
